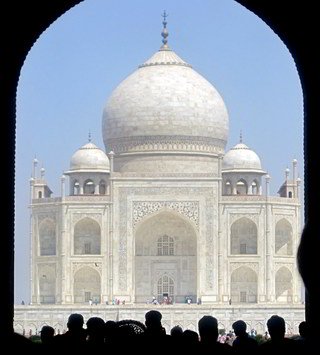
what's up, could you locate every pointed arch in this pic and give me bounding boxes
[99,179,106,194]
[231,217,257,254]
[275,219,293,255]
[236,179,248,195]
[157,275,174,302]
[224,180,232,195]
[73,180,80,195]
[74,217,101,255]
[73,266,101,304]
[39,218,56,256]
[251,179,259,195]
[14,323,24,334]
[275,267,293,302]
[135,211,197,303]
[38,264,56,304]
[231,266,258,303]
[83,179,95,194]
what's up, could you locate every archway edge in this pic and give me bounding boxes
[2,0,317,337]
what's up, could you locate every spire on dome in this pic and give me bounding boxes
[239,130,243,143]
[88,130,92,142]
[161,10,169,50]
[139,11,192,68]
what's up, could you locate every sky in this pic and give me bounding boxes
[14,0,304,304]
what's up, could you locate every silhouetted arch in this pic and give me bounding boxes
[74,217,101,255]
[231,217,257,254]
[0,0,313,341]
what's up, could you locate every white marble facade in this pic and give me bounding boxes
[28,34,303,317]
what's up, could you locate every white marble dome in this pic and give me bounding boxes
[69,142,110,172]
[102,46,229,154]
[222,142,264,171]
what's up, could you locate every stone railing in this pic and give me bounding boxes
[32,195,110,204]
[221,195,299,204]
[32,197,61,204]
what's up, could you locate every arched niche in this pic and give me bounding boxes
[275,266,293,303]
[73,266,101,303]
[275,219,293,255]
[39,218,56,256]
[231,217,258,255]
[74,217,101,255]
[231,266,258,303]
[135,211,197,303]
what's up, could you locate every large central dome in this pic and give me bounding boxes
[102,28,229,157]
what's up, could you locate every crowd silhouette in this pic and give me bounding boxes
[10,310,315,354]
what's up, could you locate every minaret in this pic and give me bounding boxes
[292,159,298,197]
[32,157,38,179]
[40,167,45,179]
[285,167,290,184]
[61,174,66,198]
[31,159,52,199]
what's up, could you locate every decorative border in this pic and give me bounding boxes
[133,201,199,229]
[230,262,259,274]
[107,135,225,154]
[72,262,102,276]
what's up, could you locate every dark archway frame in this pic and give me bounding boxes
[1,0,318,338]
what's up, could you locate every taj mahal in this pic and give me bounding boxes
[14,15,305,335]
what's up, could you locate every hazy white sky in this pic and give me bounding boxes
[14,0,303,304]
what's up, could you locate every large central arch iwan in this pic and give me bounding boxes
[134,211,197,303]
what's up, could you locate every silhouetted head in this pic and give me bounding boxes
[86,317,105,341]
[299,321,309,338]
[67,313,84,331]
[182,329,199,344]
[198,315,218,343]
[145,310,162,328]
[105,320,118,341]
[267,315,285,340]
[145,310,165,335]
[232,320,247,336]
[171,325,183,336]
[40,325,54,344]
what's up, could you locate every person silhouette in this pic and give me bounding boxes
[259,315,295,354]
[232,320,258,354]
[40,325,55,345]
[198,315,233,354]
[54,313,87,348]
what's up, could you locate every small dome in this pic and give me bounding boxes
[222,142,264,172]
[69,142,110,172]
